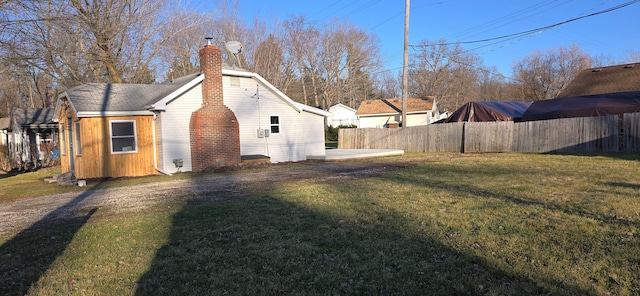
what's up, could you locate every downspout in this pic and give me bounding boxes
[152,112,172,176]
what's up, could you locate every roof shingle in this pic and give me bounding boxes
[356,97,435,115]
[558,63,640,98]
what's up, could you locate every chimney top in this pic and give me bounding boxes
[205,37,213,46]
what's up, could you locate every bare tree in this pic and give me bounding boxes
[511,44,591,101]
[477,66,509,101]
[316,19,381,109]
[157,10,219,79]
[409,39,484,111]
[624,51,640,63]
[377,71,401,99]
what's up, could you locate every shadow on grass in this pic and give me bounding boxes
[135,192,589,295]
[0,190,98,295]
[604,181,640,191]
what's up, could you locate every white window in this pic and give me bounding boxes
[270,116,280,134]
[110,120,137,154]
[75,121,82,155]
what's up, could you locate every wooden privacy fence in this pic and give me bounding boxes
[338,113,640,153]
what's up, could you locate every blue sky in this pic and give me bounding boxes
[198,1,640,78]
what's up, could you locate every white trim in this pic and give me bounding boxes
[77,111,154,117]
[223,69,304,113]
[357,111,430,117]
[329,103,357,113]
[293,102,331,117]
[74,121,82,156]
[109,120,138,154]
[269,115,281,134]
[147,74,205,111]
[59,122,66,155]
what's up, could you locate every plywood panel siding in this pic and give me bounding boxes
[74,116,157,179]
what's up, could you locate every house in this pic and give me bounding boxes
[355,97,440,128]
[0,117,9,146]
[558,63,640,97]
[54,41,329,180]
[327,103,358,127]
[4,108,58,166]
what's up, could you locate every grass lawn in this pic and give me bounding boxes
[1,153,640,295]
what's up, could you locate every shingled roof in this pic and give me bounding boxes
[356,97,435,115]
[558,63,640,98]
[10,107,57,130]
[62,77,198,113]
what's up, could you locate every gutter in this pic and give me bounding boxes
[151,113,172,176]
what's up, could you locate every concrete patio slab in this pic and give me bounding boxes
[307,149,405,161]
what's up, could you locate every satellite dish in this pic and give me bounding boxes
[225,41,243,55]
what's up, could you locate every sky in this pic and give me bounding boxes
[197,0,640,79]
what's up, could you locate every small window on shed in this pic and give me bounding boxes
[110,120,137,154]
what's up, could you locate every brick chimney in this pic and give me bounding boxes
[189,39,241,171]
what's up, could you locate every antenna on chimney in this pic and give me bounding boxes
[205,37,213,46]
[225,40,243,68]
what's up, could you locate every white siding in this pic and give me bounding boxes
[406,112,432,126]
[328,104,358,127]
[159,84,203,173]
[358,115,398,128]
[159,75,327,171]
[223,76,326,162]
[358,112,434,128]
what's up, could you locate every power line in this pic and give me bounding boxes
[413,0,640,47]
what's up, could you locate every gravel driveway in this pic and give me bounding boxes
[0,156,443,237]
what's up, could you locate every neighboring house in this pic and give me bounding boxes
[558,63,640,97]
[5,108,58,166]
[356,97,440,128]
[327,103,358,127]
[54,42,329,180]
[0,117,9,146]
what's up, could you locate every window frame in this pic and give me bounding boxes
[109,120,138,154]
[269,115,280,134]
[74,121,82,155]
[60,123,66,155]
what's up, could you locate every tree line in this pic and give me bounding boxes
[1,0,638,117]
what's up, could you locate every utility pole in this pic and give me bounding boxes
[402,0,410,127]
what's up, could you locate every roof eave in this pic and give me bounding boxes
[223,68,304,113]
[148,74,204,111]
[76,111,155,118]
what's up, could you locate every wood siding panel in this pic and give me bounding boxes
[74,116,157,179]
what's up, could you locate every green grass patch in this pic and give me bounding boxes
[2,153,640,295]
